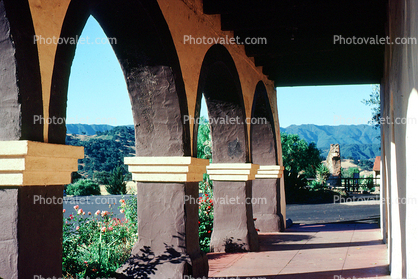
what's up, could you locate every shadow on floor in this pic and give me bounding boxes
[286,222,380,232]
[208,265,389,279]
[208,222,388,278]
[259,233,383,252]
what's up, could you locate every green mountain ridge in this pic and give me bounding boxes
[66,123,133,135]
[65,123,381,162]
[281,124,381,160]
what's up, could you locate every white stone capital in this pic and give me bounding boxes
[124,156,210,182]
[206,163,260,181]
[255,165,284,179]
[0,141,84,186]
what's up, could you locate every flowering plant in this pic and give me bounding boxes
[62,196,137,277]
[198,173,214,252]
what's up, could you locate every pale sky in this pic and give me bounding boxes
[67,16,376,128]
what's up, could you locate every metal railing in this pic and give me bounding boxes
[327,177,380,192]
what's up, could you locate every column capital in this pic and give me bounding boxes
[206,163,260,181]
[0,140,83,186]
[255,165,284,179]
[124,156,210,182]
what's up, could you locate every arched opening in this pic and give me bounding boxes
[46,0,205,277]
[194,44,258,253]
[194,45,248,163]
[251,82,278,165]
[64,16,134,180]
[49,0,190,152]
[250,81,283,232]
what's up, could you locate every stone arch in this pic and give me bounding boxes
[45,1,207,277]
[250,81,283,232]
[0,0,44,141]
[193,44,248,163]
[194,44,258,252]
[250,81,278,165]
[48,0,190,157]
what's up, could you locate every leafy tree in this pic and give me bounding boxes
[66,179,101,196]
[197,117,212,160]
[342,167,360,178]
[65,126,135,178]
[358,159,374,171]
[103,166,128,195]
[362,85,381,130]
[281,133,322,204]
[281,133,322,179]
[71,172,83,183]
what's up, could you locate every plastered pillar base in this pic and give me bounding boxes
[0,141,83,278]
[252,178,283,232]
[117,157,209,278]
[210,181,259,253]
[117,182,208,278]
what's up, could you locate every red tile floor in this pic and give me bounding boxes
[207,223,390,279]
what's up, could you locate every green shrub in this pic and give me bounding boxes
[342,167,360,178]
[309,180,325,190]
[104,166,128,195]
[66,179,101,196]
[316,164,330,185]
[362,175,375,192]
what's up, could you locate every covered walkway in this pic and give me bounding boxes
[208,223,389,279]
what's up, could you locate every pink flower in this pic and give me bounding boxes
[120,209,125,213]
[108,226,113,231]
[77,209,83,215]
[63,209,66,213]
[69,214,74,220]
[76,226,80,230]
[101,211,108,217]
[101,227,107,233]
[88,212,91,215]
[74,205,79,210]
[95,210,101,216]
[119,199,125,204]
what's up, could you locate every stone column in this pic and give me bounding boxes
[118,156,209,279]
[252,165,284,232]
[0,140,83,278]
[207,163,260,252]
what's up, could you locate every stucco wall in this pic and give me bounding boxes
[26,0,282,164]
[383,0,418,277]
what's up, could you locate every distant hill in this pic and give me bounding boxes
[65,123,381,162]
[281,124,381,160]
[66,124,134,135]
[66,126,135,178]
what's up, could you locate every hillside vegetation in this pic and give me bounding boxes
[281,124,380,160]
[66,123,380,180]
[66,126,135,178]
